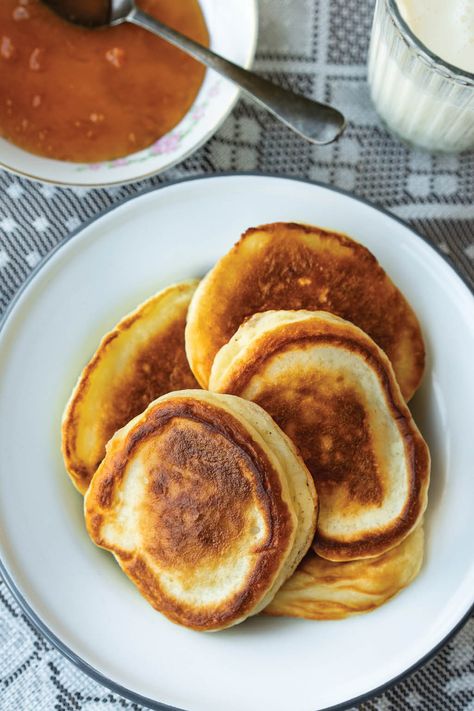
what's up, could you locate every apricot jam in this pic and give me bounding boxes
[0,0,208,162]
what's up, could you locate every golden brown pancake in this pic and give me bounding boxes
[265,526,424,620]
[185,222,425,399]
[84,390,317,631]
[210,310,430,561]
[62,281,200,494]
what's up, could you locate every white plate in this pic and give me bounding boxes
[0,1,257,187]
[0,175,473,711]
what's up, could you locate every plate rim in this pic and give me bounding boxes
[0,172,473,711]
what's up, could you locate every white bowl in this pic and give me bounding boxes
[0,1,257,187]
[0,174,473,711]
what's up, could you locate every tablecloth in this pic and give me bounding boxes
[1,1,473,709]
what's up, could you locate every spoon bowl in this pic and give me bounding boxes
[42,0,131,27]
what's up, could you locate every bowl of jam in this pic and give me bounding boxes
[0,0,257,185]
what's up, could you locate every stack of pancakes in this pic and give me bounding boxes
[62,222,430,631]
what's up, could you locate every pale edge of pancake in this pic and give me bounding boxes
[84,390,317,631]
[185,269,217,388]
[264,525,424,620]
[209,309,430,561]
[62,280,199,495]
[217,393,318,592]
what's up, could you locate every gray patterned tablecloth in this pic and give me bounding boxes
[1,1,473,709]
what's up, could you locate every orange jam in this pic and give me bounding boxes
[0,0,208,162]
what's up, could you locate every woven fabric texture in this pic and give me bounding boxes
[0,1,473,710]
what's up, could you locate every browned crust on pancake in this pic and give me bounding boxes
[216,317,430,561]
[187,222,425,399]
[62,283,199,494]
[85,396,296,631]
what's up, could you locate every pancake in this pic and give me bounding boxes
[185,222,425,400]
[84,390,317,631]
[62,281,200,494]
[209,310,430,561]
[265,525,424,620]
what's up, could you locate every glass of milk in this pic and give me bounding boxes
[368,0,474,152]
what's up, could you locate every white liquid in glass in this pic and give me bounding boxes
[398,0,474,73]
[368,0,474,152]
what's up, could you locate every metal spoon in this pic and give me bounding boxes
[43,0,346,145]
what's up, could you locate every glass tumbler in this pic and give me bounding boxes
[368,0,474,152]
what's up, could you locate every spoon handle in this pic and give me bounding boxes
[128,7,346,145]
